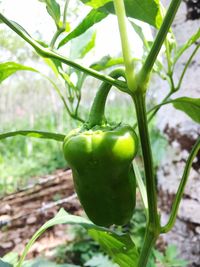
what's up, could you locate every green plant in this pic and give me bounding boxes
[153,245,188,267]
[0,0,200,266]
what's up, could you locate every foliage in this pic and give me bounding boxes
[0,209,187,267]
[153,245,188,267]
[0,0,200,266]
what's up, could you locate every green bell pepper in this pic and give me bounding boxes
[63,69,138,227]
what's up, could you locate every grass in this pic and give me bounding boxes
[0,110,80,196]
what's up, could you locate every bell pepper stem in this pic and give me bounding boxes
[87,69,126,127]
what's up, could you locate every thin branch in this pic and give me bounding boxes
[175,44,200,91]
[50,28,65,49]
[133,160,148,214]
[161,136,200,233]
[63,0,70,26]
[139,0,182,85]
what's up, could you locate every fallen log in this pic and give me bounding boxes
[0,169,82,257]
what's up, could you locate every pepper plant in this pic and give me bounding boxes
[0,0,200,266]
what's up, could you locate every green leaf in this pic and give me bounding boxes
[172,97,200,124]
[58,9,108,48]
[165,245,178,260]
[0,62,38,83]
[43,58,62,76]
[39,0,61,26]
[17,209,138,267]
[80,0,112,9]
[150,97,200,124]
[69,29,96,60]
[174,28,200,63]
[0,130,65,142]
[130,21,150,51]
[80,31,96,58]
[2,252,18,266]
[153,249,164,262]
[89,230,139,267]
[0,259,13,267]
[81,0,162,28]
[90,56,124,71]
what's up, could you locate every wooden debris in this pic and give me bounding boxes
[0,169,82,257]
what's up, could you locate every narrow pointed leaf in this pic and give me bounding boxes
[0,130,65,142]
[90,56,124,70]
[58,9,107,48]
[130,21,150,50]
[89,229,139,267]
[17,209,138,267]
[39,0,61,26]
[80,31,96,58]
[81,0,112,8]
[0,62,38,83]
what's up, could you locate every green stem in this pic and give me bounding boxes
[147,91,173,124]
[113,0,136,90]
[139,0,182,86]
[50,0,70,48]
[165,40,172,74]
[50,28,65,49]
[138,41,199,125]
[88,69,126,127]
[164,39,176,91]
[132,92,160,267]
[40,73,84,122]
[0,12,127,91]
[161,136,200,233]
[175,44,200,91]
[63,0,70,26]
[133,160,148,214]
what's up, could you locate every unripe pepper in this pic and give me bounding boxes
[63,69,138,227]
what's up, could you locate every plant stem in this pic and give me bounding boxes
[88,69,126,127]
[132,92,160,267]
[40,73,84,122]
[139,0,182,85]
[50,28,65,49]
[63,0,70,26]
[147,91,173,124]
[161,136,200,233]
[113,0,136,90]
[133,92,159,265]
[50,0,70,49]
[133,160,148,214]
[0,12,127,91]
[175,43,200,91]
